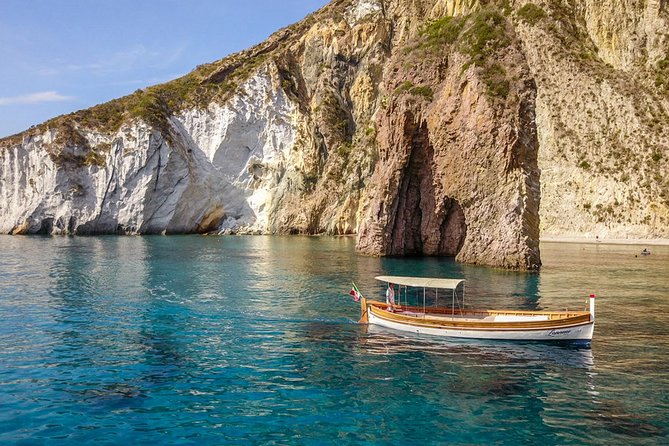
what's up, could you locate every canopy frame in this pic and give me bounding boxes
[375,275,464,290]
[375,275,466,316]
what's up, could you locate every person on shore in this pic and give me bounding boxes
[386,283,395,311]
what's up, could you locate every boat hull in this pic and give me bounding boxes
[367,306,594,343]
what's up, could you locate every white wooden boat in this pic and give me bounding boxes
[358,276,595,345]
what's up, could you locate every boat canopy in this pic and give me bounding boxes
[375,275,464,290]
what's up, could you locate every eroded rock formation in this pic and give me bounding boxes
[1,0,667,270]
[356,11,541,269]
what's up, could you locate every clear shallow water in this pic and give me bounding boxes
[0,235,668,444]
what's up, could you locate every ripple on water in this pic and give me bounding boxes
[0,237,668,444]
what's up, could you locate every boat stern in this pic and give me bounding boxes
[589,294,596,321]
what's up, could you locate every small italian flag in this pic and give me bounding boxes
[349,282,362,302]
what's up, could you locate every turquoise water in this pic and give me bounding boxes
[1,235,668,444]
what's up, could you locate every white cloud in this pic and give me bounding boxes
[0,91,73,106]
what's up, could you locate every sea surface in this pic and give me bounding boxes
[1,235,668,445]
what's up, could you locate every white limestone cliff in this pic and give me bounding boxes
[0,64,302,235]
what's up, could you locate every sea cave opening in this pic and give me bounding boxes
[389,119,466,257]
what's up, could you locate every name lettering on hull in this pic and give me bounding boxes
[548,329,572,337]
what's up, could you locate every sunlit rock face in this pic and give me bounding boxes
[1,0,667,270]
[0,66,297,236]
[514,1,669,240]
[355,23,541,270]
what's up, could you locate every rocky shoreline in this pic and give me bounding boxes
[541,236,669,246]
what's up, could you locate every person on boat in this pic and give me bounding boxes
[386,283,395,311]
[642,248,651,255]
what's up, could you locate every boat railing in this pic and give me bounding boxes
[369,301,589,321]
[368,303,593,328]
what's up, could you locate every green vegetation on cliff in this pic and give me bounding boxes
[394,81,434,100]
[516,4,547,26]
[43,121,110,168]
[656,58,669,95]
[459,8,510,67]
[420,16,465,48]
[412,5,513,99]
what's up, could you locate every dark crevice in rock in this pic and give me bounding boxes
[68,216,77,234]
[154,140,164,192]
[438,199,466,256]
[389,118,467,257]
[390,118,428,255]
[38,218,53,235]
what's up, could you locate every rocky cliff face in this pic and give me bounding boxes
[1,0,667,270]
[356,5,541,270]
[516,0,669,239]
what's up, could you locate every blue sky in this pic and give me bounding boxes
[0,0,329,138]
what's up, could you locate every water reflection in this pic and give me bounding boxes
[585,401,666,438]
[42,237,151,408]
[363,325,594,369]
